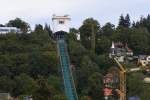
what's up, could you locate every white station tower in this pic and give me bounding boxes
[52,14,71,34]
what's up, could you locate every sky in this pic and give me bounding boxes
[0,0,150,29]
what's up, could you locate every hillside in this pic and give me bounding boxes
[0,15,150,100]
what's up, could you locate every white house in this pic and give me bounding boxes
[52,14,71,34]
[109,42,133,62]
[0,27,21,34]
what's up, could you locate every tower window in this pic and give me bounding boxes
[59,21,64,24]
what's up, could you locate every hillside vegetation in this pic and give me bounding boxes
[0,14,150,100]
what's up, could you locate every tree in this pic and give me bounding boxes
[44,24,52,37]
[0,26,59,98]
[33,77,54,100]
[87,72,104,100]
[34,24,44,33]
[97,54,114,73]
[101,22,115,36]
[118,14,130,28]
[134,15,150,33]
[53,94,67,100]
[118,14,125,28]
[124,14,131,28]
[48,75,62,92]
[70,28,78,34]
[68,39,87,65]
[0,24,5,27]
[132,21,136,27]
[0,76,14,93]
[95,36,111,54]
[76,56,100,95]
[11,74,36,98]
[79,18,100,50]
[127,73,144,98]
[6,18,30,33]
[91,24,96,52]
[129,28,149,54]
[69,28,79,41]
[80,96,89,100]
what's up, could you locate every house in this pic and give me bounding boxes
[138,55,150,66]
[109,42,133,62]
[0,27,21,34]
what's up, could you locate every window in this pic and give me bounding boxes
[10,29,15,33]
[59,21,64,24]
[0,29,8,31]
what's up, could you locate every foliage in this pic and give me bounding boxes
[118,14,131,28]
[79,18,100,50]
[0,27,60,98]
[6,18,30,33]
[32,77,53,100]
[0,15,150,99]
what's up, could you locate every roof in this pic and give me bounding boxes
[111,42,133,52]
[52,15,71,20]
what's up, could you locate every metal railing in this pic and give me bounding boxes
[57,39,78,100]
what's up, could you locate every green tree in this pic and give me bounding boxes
[79,18,100,50]
[102,22,115,37]
[87,72,104,100]
[44,23,52,37]
[129,28,149,54]
[68,40,87,65]
[11,74,36,98]
[0,76,14,93]
[53,94,67,100]
[34,24,44,33]
[33,77,54,100]
[80,96,89,100]
[124,14,131,28]
[97,54,114,73]
[118,14,130,28]
[96,36,111,54]
[127,73,144,98]
[134,15,150,33]
[118,14,125,28]
[48,75,62,92]
[70,28,78,34]
[6,18,30,33]
[76,56,100,95]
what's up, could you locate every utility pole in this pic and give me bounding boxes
[91,24,95,53]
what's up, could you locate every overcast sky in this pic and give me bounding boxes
[0,0,150,29]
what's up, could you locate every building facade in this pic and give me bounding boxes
[109,42,133,62]
[0,27,21,34]
[52,15,71,34]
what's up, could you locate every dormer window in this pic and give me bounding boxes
[59,21,64,24]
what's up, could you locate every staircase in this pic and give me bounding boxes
[57,39,78,100]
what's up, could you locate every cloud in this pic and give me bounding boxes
[0,0,150,29]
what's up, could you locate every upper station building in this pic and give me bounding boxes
[52,14,80,40]
[52,15,71,35]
